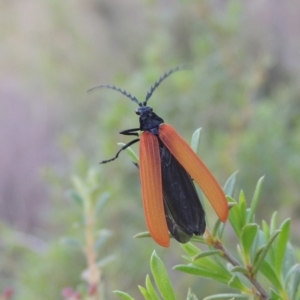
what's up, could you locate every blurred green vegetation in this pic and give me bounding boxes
[1,0,300,299]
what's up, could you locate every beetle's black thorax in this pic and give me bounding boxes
[136,105,164,136]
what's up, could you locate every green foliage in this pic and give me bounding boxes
[175,175,299,300]
[114,166,300,300]
[115,251,177,300]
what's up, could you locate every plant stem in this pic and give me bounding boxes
[213,240,269,300]
[84,206,101,299]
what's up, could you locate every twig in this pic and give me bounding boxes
[213,240,269,300]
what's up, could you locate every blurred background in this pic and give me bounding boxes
[1,0,300,299]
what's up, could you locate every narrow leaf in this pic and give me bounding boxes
[68,190,84,207]
[238,190,247,226]
[118,143,139,164]
[247,176,264,223]
[174,265,231,284]
[262,220,270,241]
[145,275,160,300]
[190,235,206,244]
[223,171,239,197]
[270,212,278,234]
[240,224,258,264]
[95,229,113,250]
[96,254,116,268]
[182,252,229,276]
[150,251,176,300]
[190,128,202,154]
[228,275,251,293]
[226,195,237,205]
[181,242,202,257]
[253,245,266,267]
[289,265,300,300]
[253,230,281,275]
[133,231,152,239]
[269,212,278,263]
[94,192,110,217]
[230,266,249,275]
[71,175,87,202]
[203,293,249,300]
[193,250,222,261]
[285,263,300,283]
[269,288,282,300]
[114,290,135,300]
[212,218,223,238]
[228,202,243,238]
[259,260,283,290]
[138,286,151,300]
[275,219,290,275]
[187,288,199,300]
[60,237,82,249]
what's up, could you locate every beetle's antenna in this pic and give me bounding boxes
[144,65,189,105]
[88,85,141,105]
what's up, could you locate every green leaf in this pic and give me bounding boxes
[270,211,278,234]
[283,243,297,276]
[118,143,139,164]
[114,290,135,300]
[227,195,237,205]
[253,230,281,275]
[228,190,247,237]
[133,231,152,239]
[239,190,247,225]
[253,245,266,267]
[71,175,87,202]
[230,266,249,275]
[269,288,282,300]
[223,170,238,197]
[86,168,101,188]
[228,200,243,237]
[145,275,160,300]
[95,229,113,250]
[138,286,151,300]
[269,212,278,263]
[150,251,176,300]
[181,242,202,257]
[228,275,251,293]
[89,186,102,205]
[260,260,283,290]
[96,254,116,268]
[190,235,206,244]
[285,263,300,283]
[60,237,82,249]
[68,190,84,207]
[212,219,225,239]
[94,192,110,217]
[181,250,229,276]
[192,250,222,261]
[289,265,300,300]
[190,128,202,154]
[262,220,270,241]
[240,224,258,264]
[203,293,249,300]
[174,265,231,284]
[275,219,290,275]
[246,176,264,223]
[186,288,199,300]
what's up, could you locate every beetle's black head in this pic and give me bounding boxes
[135,105,164,134]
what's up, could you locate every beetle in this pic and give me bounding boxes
[91,67,228,247]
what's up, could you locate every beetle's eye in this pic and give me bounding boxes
[135,109,140,115]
